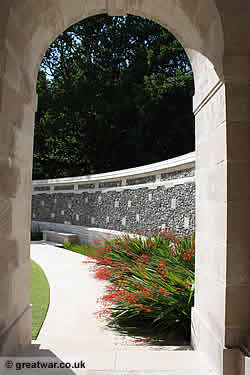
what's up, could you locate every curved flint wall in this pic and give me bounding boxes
[31,152,196,244]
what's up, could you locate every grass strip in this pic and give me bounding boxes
[30,260,50,340]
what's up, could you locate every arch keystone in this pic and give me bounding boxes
[106,0,128,16]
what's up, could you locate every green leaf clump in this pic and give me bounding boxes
[65,230,195,345]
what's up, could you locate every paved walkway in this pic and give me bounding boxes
[4,242,217,374]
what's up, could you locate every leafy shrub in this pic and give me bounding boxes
[65,230,195,345]
[64,242,100,258]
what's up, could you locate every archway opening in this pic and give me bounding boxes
[31,13,196,349]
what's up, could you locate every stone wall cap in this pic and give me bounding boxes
[32,151,195,187]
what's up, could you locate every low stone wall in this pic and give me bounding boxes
[31,221,137,245]
[32,152,196,243]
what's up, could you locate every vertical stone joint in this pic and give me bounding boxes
[106,0,128,16]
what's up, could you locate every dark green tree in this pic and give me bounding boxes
[33,14,194,180]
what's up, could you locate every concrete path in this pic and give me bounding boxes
[3,242,217,374]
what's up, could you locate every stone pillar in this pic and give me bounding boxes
[189,51,228,374]
[223,55,250,374]
[0,72,35,354]
[190,45,250,373]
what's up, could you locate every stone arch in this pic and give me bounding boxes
[2,0,224,104]
[2,1,250,374]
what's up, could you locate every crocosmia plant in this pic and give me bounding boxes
[90,229,195,345]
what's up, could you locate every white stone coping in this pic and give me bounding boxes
[32,152,195,188]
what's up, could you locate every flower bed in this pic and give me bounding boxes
[64,230,195,345]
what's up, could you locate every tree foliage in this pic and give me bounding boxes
[33,14,194,180]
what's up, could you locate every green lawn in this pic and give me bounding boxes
[30,260,50,340]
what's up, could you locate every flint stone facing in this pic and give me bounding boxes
[34,186,50,192]
[32,180,195,237]
[54,185,74,191]
[126,175,156,186]
[161,168,195,181]
[99,181,122,188]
